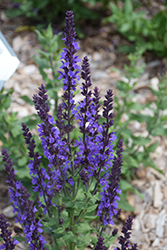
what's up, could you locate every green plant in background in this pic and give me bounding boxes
[7,0,104,25]
[103,0,167,57]
[0,88,39,179]
[113,48,167,211]
[34,24,64,116]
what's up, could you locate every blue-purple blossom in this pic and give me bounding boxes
[97,140,123,226]
[0,214,18,250]
[94,236,108,250]
[32,84,70,192]
[57,10,81,138]
[22,123,57,215]
[1,149,47,250]
[115,216,138,250]
[75,57,116,184]
[68,178,75,186]
[58,10,80,91]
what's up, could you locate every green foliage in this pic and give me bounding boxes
[34,24,64,116]
[112,48,167,209]
[0,87,39,179]
[38,178,116,249]
[103,0,167,57]
[6,0,103,24]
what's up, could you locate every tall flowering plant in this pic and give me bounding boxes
[0,11,137,250]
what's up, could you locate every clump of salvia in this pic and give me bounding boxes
[0,10,137,250]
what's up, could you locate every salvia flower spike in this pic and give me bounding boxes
[1,149,47,250]
[0,213,18,250]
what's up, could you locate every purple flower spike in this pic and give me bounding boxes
[1,149,47,250]
[22,123,55,215]
[97,140,123,226]
[75,57,102,174]
[32,83,70,192]
[0,214,18,250]
[58,10,81,137]
[94,236,108,250]
[58,10,80,91]
[115,216,138,250]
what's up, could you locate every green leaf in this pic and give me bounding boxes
[52,193,62,206]
[16,166,30,179]
[0,131,7,143]
[75,223,93,234]
[109,2,121,15]
[11,125,22,138]
[84,215,99,220]
[35,29,47,45]
[152,126,167,136]
[160,96,167,110]
[74,201,86,211]
[43,225,52,234]
[77,232,91,250]
[102,231,117,247]
[13,236,27,242]
[124,0,133,15]
[76,188,85,200]
[20,96,34,105]
[6,8,23,18]
[128,113,151,123]
[126,102,143,111]
[3,95,12,109]
[86,204,98,213]
[120,22,131,33]
[52,227,64,234]
[18,156,28,167]
[62,231,76,243]
[146,141,158,153]
[131,135,150,146]
[118,192,134,212]
[120,179,133,191]
[120,180,144,199]
[46,23,53,40]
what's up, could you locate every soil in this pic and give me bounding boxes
[0,2,167,250]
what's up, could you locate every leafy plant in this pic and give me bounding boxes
[6,0,103,25]
[103,0,167,57]
[0,87,39,179]
[34,24,64,116]
[112,48,167,209]
[0,11,138,250]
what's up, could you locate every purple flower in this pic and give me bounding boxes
[0,214,18,250]
[57,10,81,138]
[79,169,89,185]
[97,140,123,226]
[12,3,20,8]
[75,57,116,182]
[115,216,138,250]
[94,236,108,250]
[32,84,70,192]
[22,122,58,215]
[1,149,47,250]
[68,178,75,186]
